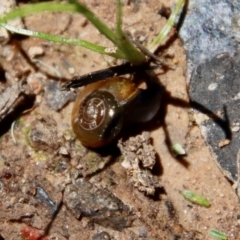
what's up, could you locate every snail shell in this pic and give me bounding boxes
[72,77,139,148]
[72,72,163,148]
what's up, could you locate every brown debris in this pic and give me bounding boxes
[118,131,161,195]
[218,138,230,148]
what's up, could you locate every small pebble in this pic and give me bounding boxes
[58,146,69,156]
[68,67,75,75]
[232,126,240,132]
[28,46,44,58]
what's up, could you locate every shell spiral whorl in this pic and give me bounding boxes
[72,78,129,147]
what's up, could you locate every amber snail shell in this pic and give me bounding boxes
[71,72,163,148]
[72,77,139,147]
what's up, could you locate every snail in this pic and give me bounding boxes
[62,62,163,148]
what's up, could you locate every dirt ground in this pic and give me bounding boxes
[0,0,240,239]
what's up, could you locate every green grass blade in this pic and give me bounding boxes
[0,0,182,64]
[0,2,79,23]
[148,0,185,52]
[70,0,117,45]
[0,1,145,63]
[2,23,126,59]
[0,2,117,44]
[114,0,146,65]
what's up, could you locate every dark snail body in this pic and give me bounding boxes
[68,66,163,148]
